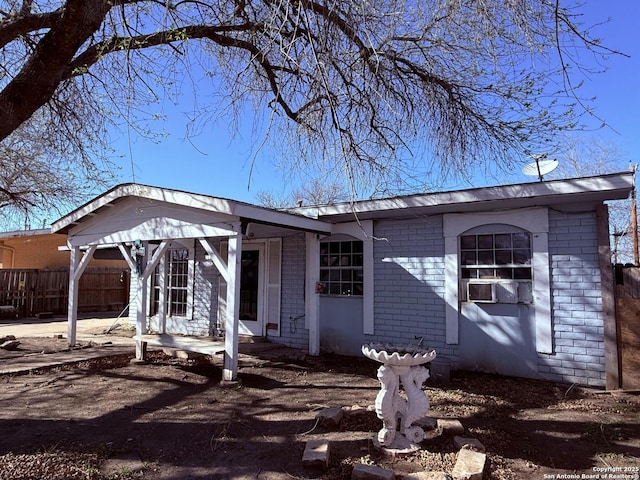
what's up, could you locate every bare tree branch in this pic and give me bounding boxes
[0,0,626,217]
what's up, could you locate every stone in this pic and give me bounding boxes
[403,472,449,480]
[451,448,486,480]
[316,406,344,428]
[0,340,20,351]
[162,348,204,360]
[129,358,148,365]
[414,416,438,430]
[220,378,242,388]
[453,436,485,453]
[351,463,395,480]
[346,404,368,416]
[101,453,145,476]
[0,306,17,319]
[302,439,330,470]
[437,418,465,436]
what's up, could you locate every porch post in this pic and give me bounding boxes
[67,244,96,347]
[67,245,80,346]
[223,227,242,381]
[133,240,172,360]
[135,244,148,360]
[157,255,167,334]
[305,232,320,356]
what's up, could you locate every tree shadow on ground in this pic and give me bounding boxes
[426,369,640,474]
[0,353,639,479]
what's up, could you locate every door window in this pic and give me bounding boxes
[240,250,260,321]
[151,247,191,316]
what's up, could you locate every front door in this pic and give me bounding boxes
[238,244,265,336]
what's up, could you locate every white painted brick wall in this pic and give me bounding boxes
[539,210,606,386]
[277,233,308,350]
[127,241,216,336]
[124,208,608,387]
[191,239,220,336]
[367,216,457,361]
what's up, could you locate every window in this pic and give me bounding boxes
[319,240,363,296]
[152,247,190,316]
[460,231,533,303]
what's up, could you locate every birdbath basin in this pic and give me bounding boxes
[362,342,437,452]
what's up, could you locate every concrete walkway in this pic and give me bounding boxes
[0,344,135,375]
[0,314,307,376]
[0,314,136,375]
[0,314,134,346]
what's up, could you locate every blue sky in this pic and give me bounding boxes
[109,1,640,204]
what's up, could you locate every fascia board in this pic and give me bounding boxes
[52,183,332,235]
[309,172,634,219]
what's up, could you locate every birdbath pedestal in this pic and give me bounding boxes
[361,342,437,453]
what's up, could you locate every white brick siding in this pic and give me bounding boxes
[367,216,457,359]
[276,233,308,350]
[539,210,606,386]
[126,208,609,387]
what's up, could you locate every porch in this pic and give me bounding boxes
[133,334,226,356]
[50,184,333,382]
[132,333,308,361]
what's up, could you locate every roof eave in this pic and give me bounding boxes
[306,172,634,222]
[51,183,333,236]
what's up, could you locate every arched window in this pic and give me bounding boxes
[460,227,533,303]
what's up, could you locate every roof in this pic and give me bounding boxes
[292,172,635,222]
[0,228,53,239]
[51,173,634,241]
[51,183,333,236]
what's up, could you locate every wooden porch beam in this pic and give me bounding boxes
[305,233,320,356]
[117,243,138,272]
[223,228,242,382]
[198,238,229,283]
[134,240,171,360]
[67,244,97,346]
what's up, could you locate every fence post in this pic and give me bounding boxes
[597,204,620,390]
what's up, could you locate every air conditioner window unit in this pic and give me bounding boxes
[496,282,518,304]
[467,282,496,302]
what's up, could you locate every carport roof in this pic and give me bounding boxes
[50,183,333,235]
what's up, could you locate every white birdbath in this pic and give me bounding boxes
[362,342,437,452]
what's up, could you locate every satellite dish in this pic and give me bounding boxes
[522,157,559,181]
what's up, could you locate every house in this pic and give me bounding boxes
[50,172,634,388]
[0,228,126,269]
[0,229,129,316]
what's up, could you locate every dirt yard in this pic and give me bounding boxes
[0,337,639,480]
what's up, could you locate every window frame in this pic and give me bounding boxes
[459,229,534,304]
[319,239,364,297]
[150,241,194,318]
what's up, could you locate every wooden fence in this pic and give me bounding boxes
[614,265,640,389]
[0,267,129,317]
